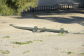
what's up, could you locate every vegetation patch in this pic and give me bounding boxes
[0,50,10,54]
[58,32,65,36]
[80,53,84,55]
[12,41,33,45]
[66,51,73,55]
[2,36,10,38]
[12,40,43,45]
[0,0,38,15]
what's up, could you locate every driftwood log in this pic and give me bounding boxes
[10,24,68,33]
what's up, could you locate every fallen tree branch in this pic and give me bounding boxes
[10,24,68,33]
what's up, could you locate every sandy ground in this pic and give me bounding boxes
[0,13,84,56]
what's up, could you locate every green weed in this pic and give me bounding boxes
[80,53,84,55]
[12,40,43,45]
[67,51,73,55]
[2,36,10,38]
[12,41,33,45]
[58,32,65,36]
[0,50,10,54]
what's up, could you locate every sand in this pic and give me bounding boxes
[0,13,84,56]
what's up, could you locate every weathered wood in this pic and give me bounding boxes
[10,24,68,33]
[10,24,33,31]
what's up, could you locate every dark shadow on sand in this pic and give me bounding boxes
[35,16,84,26]
[13,9,84,26]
